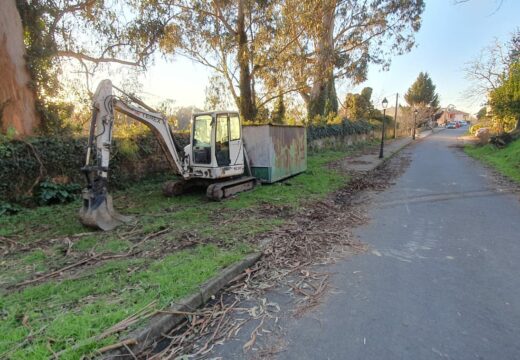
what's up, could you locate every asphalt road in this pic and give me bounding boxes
[209,128,520,360]
[274,128,520,360]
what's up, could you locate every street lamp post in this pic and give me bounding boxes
[393,93,399,139]
[379,97,389,159]
[413,108,418,140]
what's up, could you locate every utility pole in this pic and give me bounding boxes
[413,108,418,140]
[393,93,399,139]
[379,98,389,158]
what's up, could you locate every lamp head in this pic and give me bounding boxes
[382,97,388,109]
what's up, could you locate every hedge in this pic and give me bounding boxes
[307,118,374,141]
[0,133,190,204]
[1,118,374,205]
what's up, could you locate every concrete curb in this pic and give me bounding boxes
[370,129,440,171]
[102,252,262,359]
[367,139,411,172]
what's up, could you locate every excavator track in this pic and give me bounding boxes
[206,176,258,201]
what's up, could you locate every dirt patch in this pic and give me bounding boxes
[134,152,413,359]
[346,159,371,164]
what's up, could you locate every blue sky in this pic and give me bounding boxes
[141,0,519,115]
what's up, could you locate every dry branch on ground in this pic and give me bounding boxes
[130,153,412,359]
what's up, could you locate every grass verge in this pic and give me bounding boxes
[0,143,373,359]
[464,138,520,184]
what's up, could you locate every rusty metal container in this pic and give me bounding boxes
[242,124,307,183]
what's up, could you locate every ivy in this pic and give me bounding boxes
[0,201,21,216]
[0,118,375,208]
[307,118,373,142]
[0,133,190,205]
[16,1,60,118]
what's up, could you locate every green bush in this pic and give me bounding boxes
[35,180,82,205]
[0,201,21,216]
[116,137,140,158]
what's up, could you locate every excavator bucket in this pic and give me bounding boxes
[79,188,133,231]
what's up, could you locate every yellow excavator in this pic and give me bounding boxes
[79,80,257,231]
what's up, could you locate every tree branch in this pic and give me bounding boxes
[257,85,307,109]
[56,50,143,67]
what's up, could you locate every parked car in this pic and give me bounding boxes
[446,122,456,129]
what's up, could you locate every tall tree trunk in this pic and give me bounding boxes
[0,0,40,137]
[307,2,338,119]
[308,75,337,119]
[237,0,256,121]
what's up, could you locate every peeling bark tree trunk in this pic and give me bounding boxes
[237,0,256,122]
[307,2,338,119]
[0,0,40,136]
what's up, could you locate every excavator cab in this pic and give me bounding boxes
[186,112,244,179]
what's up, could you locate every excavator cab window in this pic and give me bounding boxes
[193,115,212,164]
[230,115,240,141]
[215,114,231,166]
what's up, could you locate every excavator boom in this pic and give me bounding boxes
[79,80,187,230]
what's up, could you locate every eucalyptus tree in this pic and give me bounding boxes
[279,0,425,119]
[160,0,290,122]
[271,93,286,123]
[5,0,427,132]
[6,0,175,133]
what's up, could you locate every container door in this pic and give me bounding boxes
[229,114,243,166]
[215,114,230,166]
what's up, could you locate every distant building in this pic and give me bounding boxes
[437,108,470,126]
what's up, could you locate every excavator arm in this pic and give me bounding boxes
[79,79,188,230]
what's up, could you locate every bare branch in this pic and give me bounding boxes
[56,50,143,67]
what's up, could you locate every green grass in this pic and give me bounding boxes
[0,201,86,240]
[0,145,368,358]
[465,137,520,183]
[0,245,246,359]
[226,150,347,209]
